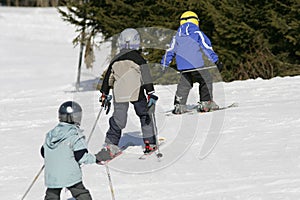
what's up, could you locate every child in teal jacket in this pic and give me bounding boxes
[41,101,104,200]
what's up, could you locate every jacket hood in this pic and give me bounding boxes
[46,122,80,149]
[177,22,200,37]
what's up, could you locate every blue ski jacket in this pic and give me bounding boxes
[161,22,219,71]
[42,122,96,188]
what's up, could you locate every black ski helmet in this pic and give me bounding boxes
[58,101,82,125]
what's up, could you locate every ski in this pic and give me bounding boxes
[165,102,238,116]
[99,143,133,165]
[164,109,195,116]
[139,138,166,160]
[195,102,239,113]
[213,102,238,111]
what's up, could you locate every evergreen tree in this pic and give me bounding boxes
[58,0,300,83]
[200,0,300,80]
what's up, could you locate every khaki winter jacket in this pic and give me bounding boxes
[109,60,142,102]
[101,49,154,102]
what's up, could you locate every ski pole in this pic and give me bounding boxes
[150,106,163,158]
[87,95,112,143]
[21,165,44,200]
[87,106,104,144]
[105,164,116,200]
[88,95,112,143]
[176,65,217,73]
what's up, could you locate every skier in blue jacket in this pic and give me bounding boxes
[161,11,223,114]
[41,101,106,200]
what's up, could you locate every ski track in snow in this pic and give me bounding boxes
[1,7,300,200]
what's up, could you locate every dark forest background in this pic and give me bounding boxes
[2,0,299,83]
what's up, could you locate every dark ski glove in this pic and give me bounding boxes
[99,93,112,114]
[95,148,113,164]
[147,93,158,108]
[215,60,223,72]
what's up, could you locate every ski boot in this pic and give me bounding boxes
[143,140,157,154]
[172,104,187,115]
[197,101,219,112]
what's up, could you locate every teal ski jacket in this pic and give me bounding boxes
[42,122,96,188]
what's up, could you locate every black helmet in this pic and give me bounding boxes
[58,101,82,125]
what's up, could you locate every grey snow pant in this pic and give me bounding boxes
[105,96,156,145]
[44,181,92,200]
[174,70,213,105]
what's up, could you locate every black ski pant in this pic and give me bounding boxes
[174,69,213,105]
[44,181,92,200]
[105,96,156,145]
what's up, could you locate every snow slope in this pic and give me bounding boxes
[1,7,300,200]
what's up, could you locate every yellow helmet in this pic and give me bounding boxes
[180,11,199,26]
